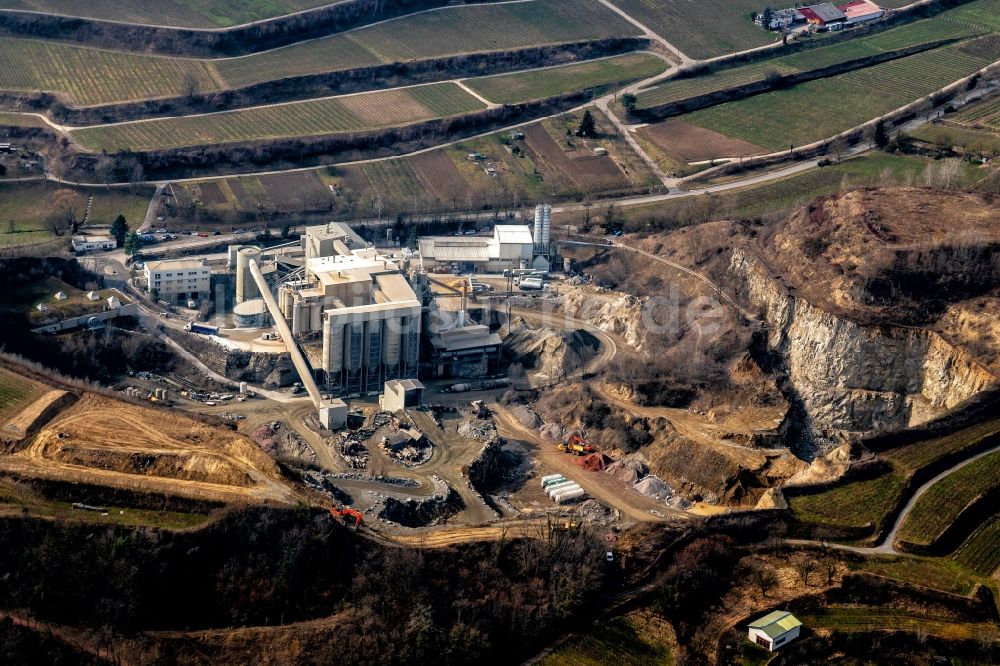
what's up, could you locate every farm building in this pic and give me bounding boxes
[748,611,802,651]
[755,7,805,30]
[381,378,425,412]
[71,234,116,253]
[799,3,846,27]
[418,225,534,274]
[143,258,212,304]
[839,0,884,24]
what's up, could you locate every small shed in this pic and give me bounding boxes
[107,296,122,310]
[381,378,425,412]
[54,291,68,301]
[86,291,101,301]
[748,611,802,651]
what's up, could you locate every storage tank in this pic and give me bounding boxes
[540,474,565,487]
[554,487,586,504]
[545,481,578,498]
[324,320,344,374]
[366,322,382,369]
[382,317,401,366]
[235,246,261,304]
[309,301,321,333]
[292,301,304,335]
[401,316,419,368]
[280,287,294,320]
[533,203,551,250]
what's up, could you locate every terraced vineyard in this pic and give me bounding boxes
[634,18,981,110]
[0,367,43,422]
[897,449,1000,547]
[788,471,906,531]
[884,417,1000,472]
[0,37,219,106]
[953,94,1000,130]
[952,514,1000,575]
[940,0,1000,33]
[800,607,998,641]
[467,53,667,104]
[682,36,1000,150]
[0,111,46,127]
[0,0,639,105]
[0,0,332,28]
[70,83,486,151]
[216,0,640,88]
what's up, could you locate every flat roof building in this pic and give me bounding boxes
[144,258,211,304]
[72,234,116,253]
[382,378,425,412]
[838,0,883,23]
[419,225,534,274]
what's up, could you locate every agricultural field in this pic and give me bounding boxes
[952,94,1000,131]
[883,416,1000,472]
[637,119,765,166]
[466,53,667,105]
[681,36,1000,151]
[216,0,640,89]
[897,449,1000,547]
[0,0,331,28]
[850,556,981,596]
[940,0,1000,33]
[0,0,639,106]
[70,83,486,151]
[0,366,45,424]
[799,606,998,641]
[912,123,1000,157]
[0,37,219,107]
[951,513,1000,575]
[633,18,982,110]
[540,609,674,666]
[787,471,906,532]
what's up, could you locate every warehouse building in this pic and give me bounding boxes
[71,234,116,253]
[418,224,535,274]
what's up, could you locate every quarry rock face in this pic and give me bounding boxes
[731,249,996,433]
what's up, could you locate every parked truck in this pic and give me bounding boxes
[184,322,219,335]
[518,277,545,291]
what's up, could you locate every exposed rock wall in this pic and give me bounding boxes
[731,249,996,432]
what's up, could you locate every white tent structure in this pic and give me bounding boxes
[87,291,101,301]
[54,291,68,301]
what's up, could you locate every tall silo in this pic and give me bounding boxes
[235,246,261,304]
[533,203,552,253]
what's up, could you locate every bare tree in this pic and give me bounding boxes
[792,554,818,587]
[748,561,779,598]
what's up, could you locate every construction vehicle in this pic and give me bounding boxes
[329,506,363,528]
[558,434,595,455]
[470,400,489,418]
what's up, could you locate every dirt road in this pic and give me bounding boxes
[492,405,684,523]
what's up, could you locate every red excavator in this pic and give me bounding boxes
[558,434,595,456]
[329,506,364,528]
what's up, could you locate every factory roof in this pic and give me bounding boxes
[430,324,503,352]
[309,253,400,285]
[144,258,208,271]
[387,378,425,392]
[418,237,493,262]
[305,222,366,247]
[494,224,533,244]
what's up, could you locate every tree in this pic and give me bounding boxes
[183,72,200,101]
[761,6,774,28]
[792,554,817,586]
[621,93,637,115]
[124,231,143,257]
[873,119,890,149]
[748,561,778,598]
[577,110,597,138]
[110,215,129,248]
[50,189,79,233]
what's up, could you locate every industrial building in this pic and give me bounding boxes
[231,224,423,398]
[381,378,425,412]
[427,310,502,378]
[748,611,802,651]
[143,258,212,304]
[417,205,553,273]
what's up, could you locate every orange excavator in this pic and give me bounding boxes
[558,434,596,456]
[329,506,364,528]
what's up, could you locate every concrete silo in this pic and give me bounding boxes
[235,246,261,304]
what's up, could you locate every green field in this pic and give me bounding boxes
[898,449,1000,547]
[952,513,1000,575]
[467,53,667,105]
[884,417,1000,472]
[800,606,997,640]
[940,0,1000,32]
[0,181,152,247]
[0,0,638,106]
[788,471,906,532]
[0,0,333,28]
[634,18,981,110]
[0,111,46,127]
[0,366,43,421]
[682,36,1000,151]
[953,94,1000,130]
[912,123,1000,156]
[70,82,485,151]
